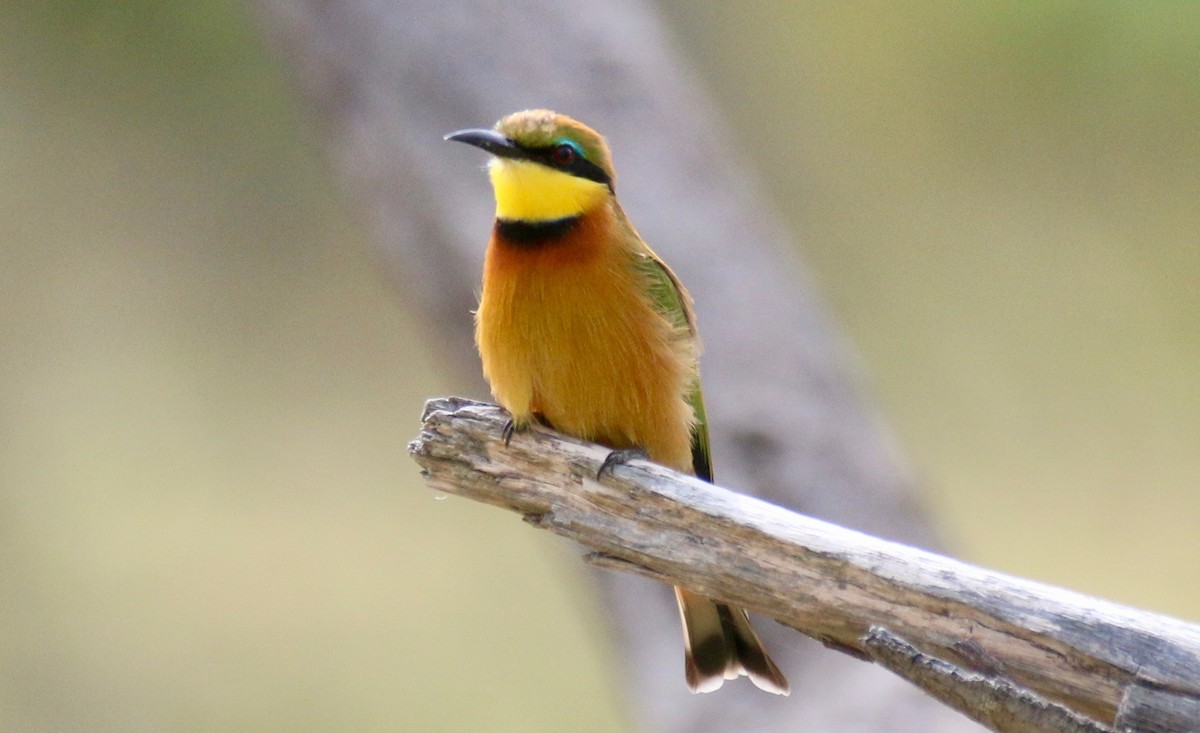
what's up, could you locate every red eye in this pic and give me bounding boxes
[552,144,577,166]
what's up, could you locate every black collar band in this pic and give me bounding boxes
[494,216,582,246]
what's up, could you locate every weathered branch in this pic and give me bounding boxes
[409,397,1200,733]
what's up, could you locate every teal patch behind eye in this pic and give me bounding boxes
[557,139,586,159]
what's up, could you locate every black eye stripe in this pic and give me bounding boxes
[528,145,612,187]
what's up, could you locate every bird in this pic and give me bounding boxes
[445,109,789,696]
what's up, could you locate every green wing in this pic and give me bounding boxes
[634,251,714,483]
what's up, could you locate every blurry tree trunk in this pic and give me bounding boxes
[253,2,984,731]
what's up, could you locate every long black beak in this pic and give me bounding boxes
[444,128,524,159]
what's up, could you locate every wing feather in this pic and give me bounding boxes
[634,251,714,482]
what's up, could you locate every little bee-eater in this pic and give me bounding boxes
[446,109,789,695]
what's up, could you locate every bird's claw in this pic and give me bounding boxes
[597,447,649,479]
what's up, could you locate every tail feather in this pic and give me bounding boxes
[675,587,790,696]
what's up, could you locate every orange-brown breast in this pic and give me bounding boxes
[475,204,697,473]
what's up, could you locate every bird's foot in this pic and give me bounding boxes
[501,413,547,446]
[501,418,521,447]
[597,447,649,479]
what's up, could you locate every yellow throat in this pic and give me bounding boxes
[488,158,609,221]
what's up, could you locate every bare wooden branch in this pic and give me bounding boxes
[409,397,1200,733]
[1118,683,1200,733]
[862,628,1113,733]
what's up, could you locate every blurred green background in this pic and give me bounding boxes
[2,2,1196,731]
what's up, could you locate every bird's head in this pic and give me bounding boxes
[446,110,615,222]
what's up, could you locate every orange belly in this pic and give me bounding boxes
[475,223,697,473]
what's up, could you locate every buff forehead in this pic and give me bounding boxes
[495,109,562,139]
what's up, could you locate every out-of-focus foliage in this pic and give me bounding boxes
[1,2,1196,731]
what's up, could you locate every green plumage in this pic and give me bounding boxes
[634,251,714,483]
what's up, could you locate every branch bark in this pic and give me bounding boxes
[410,397,1200,733]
